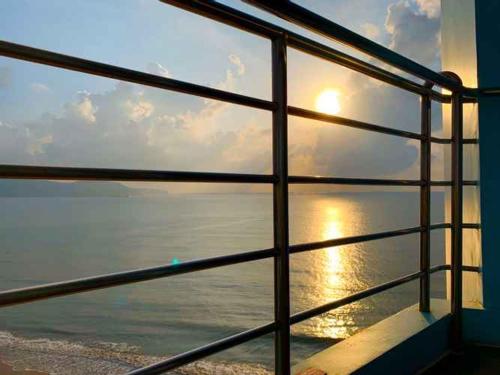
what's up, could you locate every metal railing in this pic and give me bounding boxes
[0,1,482,374]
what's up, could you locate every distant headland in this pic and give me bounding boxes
[0,180,167,198]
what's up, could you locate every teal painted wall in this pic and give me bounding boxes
[475,0,500,312]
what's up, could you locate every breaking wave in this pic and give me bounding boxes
[0,331,272,375]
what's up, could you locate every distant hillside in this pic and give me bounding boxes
[0,180,167,197]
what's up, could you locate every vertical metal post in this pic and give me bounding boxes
[272,34,290,375]
[450,88,464,350]
[419,88,432,312]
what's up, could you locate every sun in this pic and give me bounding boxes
[315,89,341,115]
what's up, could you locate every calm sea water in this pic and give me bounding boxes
[0,193,447,374]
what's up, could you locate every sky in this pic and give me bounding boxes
[0,0,445,193]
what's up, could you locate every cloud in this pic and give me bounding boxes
[0,55,270,193]
[404,130,445,181]
[228,54,245,76]
[385,0,441,68]
[286,0,445,182]
[0,120,37,163]
[305,88,420,179]
[30,82,51,93]
[28,134,53,156]
[0,66,11,88]
[415,0,440,19]
[326,0,444,180]
[126,99,154,122]
[146,62,171,78]
[69,92,97,124]
[0,13,443,192]
[361,23,381,41]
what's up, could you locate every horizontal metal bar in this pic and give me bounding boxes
[244,0,463,91]
[290,270,423,325]
[0,164,477,188]
[161,1,449,102]
[289,175,422,186]
[430,137,451,144]
[290,262,480,325]
[430,138,478,145]
[0,164,275,184]
[462,265,481,273]
[431,181,452,186]
[462,94,478,103]
[286,36,449,103]
[431,181,478,187]
[0,40,275,111]
[478,88,500,96]
[288,106,423,140]
[290,226,420,253]
[289,179,477,187]
[463,223,481,229]
[160,0,280,39]
[289,177,476,187]
[431,223,452,230]
[430,264,449,273]
[290,224,449,254]
[426,223,480,230]
[0,248,274,307]
[128,322,276,375]
[430,264,480,273]
[464,180,479,186]
[463,139,479,144]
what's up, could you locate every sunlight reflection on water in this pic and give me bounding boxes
[290,195,372,339]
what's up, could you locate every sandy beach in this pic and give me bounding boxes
[0,359,47,375]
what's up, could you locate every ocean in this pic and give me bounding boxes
[0,192,447,374]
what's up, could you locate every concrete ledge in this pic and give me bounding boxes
[293,299,451,375]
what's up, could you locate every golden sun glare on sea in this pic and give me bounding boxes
[315,89,341,115]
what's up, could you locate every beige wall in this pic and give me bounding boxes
[441,0,482,305]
